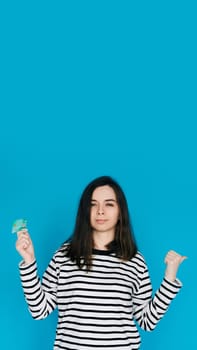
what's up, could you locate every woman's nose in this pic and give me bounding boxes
[97,206,104,215]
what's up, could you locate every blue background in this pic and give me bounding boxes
[0,1,196,349]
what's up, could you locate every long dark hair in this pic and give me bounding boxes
[65,176,137,270]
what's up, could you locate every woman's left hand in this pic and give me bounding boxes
[164,250,187,282]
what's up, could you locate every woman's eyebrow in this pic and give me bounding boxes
[91,199,117,202]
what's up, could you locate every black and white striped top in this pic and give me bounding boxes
[19,244,182,350]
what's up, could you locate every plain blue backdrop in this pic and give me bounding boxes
[0,1,196,349]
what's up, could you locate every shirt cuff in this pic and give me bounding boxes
[19,259,36,271]
[163,277,182,290]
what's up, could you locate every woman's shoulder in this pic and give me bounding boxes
[52,242,71,262]
[130,251,148,269]
[58,241,70,252]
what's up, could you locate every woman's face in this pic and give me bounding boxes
[90,185,120,235]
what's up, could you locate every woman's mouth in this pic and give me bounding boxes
[96,219,107,224]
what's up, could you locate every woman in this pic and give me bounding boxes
[16,176,186,350]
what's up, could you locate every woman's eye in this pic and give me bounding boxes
[106,203,114,207]
[90,203,96,207]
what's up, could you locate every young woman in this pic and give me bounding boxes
[16,176,186,350]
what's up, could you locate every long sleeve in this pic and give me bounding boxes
[18,248,183,349]
[19,257,58,320]
[132,259,182,331]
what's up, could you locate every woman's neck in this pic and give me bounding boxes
[93,231,114,250]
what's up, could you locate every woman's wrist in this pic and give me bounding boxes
[164,272,176,282]
[22,256,35,265]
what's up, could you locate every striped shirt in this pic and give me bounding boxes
[19,244,182,350]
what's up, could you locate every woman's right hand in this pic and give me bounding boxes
[15,229,35,265]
